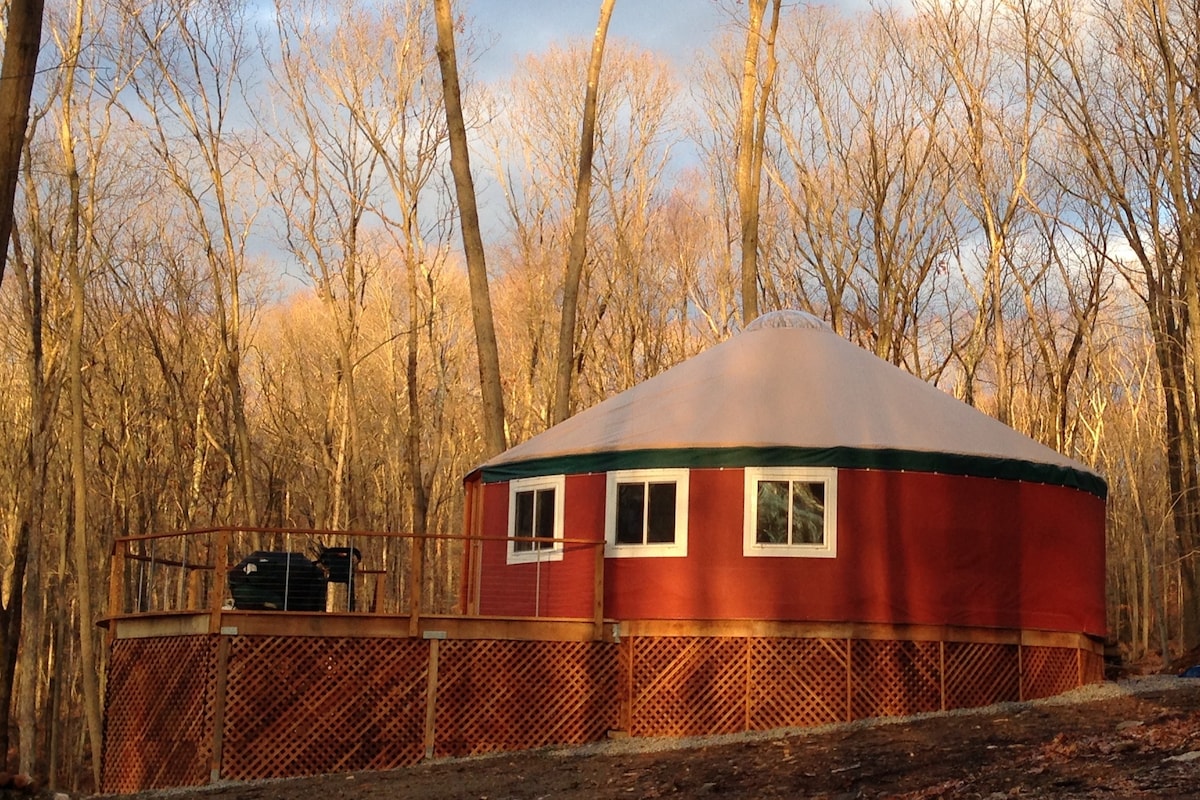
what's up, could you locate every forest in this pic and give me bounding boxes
[1,0,1198,790]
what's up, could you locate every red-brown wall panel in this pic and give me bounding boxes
[476,468,1105,637]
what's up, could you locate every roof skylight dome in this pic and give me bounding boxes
[743,309,831,333]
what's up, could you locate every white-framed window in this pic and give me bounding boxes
[604,468,689,558]
[507,475,566,565]
[743,467,837,558]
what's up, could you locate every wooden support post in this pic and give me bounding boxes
[209,634,232,783]
[466,483,486,616]
[1018,644,1025,702]
[592,543,605,640]
[459,482,476,615]
[620,636,634,734]
[423,637,441,760]
[469,537,483,616]
[845,638,853,722]
[743,636,753,730]
[939,640,946,712]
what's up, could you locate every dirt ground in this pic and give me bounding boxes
[95,675,1200,800]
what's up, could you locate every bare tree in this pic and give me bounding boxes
[122,0,262,524]
[766,6,958,372]
[550,0,615,424]
[1036,0,1200,647]
[735,0,781,324]
[486,41,681,427]
[434,0,506,457]
[267,0,395,529]
[52,0,102,781]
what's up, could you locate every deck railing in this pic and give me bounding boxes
[106,527,608,640]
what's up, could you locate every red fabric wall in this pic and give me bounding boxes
[474,468,1106,636]
[476,475,603,619]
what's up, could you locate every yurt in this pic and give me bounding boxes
[461,310,1106,732]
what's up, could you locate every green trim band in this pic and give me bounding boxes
[479,446,1107,498]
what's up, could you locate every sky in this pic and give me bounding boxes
[465,0,731,79]
[438,1,734,244]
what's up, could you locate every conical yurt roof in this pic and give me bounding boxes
[477,311,1105,496]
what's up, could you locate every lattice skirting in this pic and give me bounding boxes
[626,638,1099,738]
[102,633,1099,792]
[102,636,218,793]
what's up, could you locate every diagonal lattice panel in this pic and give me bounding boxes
[629,637,748,737]
[102,636,217,793]
[748,637,850,730]
[1022,646,1080,700]
[850,639,942,719]
[944,642,1019,709]
[433,640,619,758]
[221,636,428,780]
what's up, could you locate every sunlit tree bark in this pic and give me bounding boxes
[52,0,102,782]
[550,0,615,425]
[735,0,780,325]
[434,0,506,457]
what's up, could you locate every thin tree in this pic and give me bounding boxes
[433,0,506,456]
[54,0,102,782]
[735,0,780,325]
[550,0,615,425]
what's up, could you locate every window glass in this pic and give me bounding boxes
[755,480,790,544]
[535,488,556,547]
[604,469,689,557]
[646,483,677,543]
[507,476,565,564]
[615,483,645,545]
[744,468,837,558]
[792,482,825,544]
[512,490,535,552]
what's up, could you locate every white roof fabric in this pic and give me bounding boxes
[477,313,1104,495]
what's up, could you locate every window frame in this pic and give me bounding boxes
[742,467,838,558]
[604,468,690,558]
[506,475,566,565]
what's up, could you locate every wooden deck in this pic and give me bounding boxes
[100,529,1104,793]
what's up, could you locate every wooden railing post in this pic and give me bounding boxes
[209,528,230,634]
[107,540,126,645]
[409,533,424,637]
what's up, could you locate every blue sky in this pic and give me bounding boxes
[466,0,729,78]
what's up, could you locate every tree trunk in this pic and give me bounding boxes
[735,0,781,326]
[735,0,764,325]
[58,0,104,779]
[550,0,615,425]
[0,522,28,764]
[12,166,51,784]
[0,0,45,287]
[433,0,507,457]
